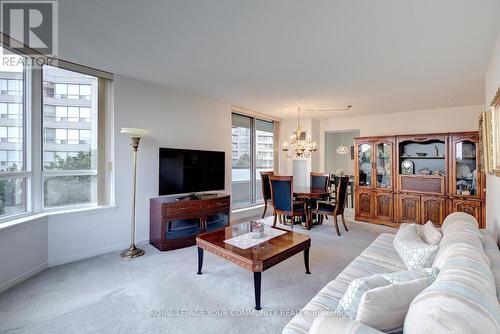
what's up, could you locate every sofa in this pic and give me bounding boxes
[283,212,500,334]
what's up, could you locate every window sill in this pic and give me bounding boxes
[232,203,265,214]
[0,205,118,235]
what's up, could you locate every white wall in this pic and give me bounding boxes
[485,33,500,243]
[0,217,48,292]
[318,105,483,173]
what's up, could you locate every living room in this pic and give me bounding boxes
[1,1,500,333]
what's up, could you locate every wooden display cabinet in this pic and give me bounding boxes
[354,136,396,226]
[449,133,483,199]
[354,132,486,228]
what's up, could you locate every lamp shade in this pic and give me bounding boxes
[120,127,150,138]
[336,144,349,155]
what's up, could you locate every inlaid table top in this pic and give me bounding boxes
[196,222,311,272]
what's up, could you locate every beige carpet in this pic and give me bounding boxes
[0,211,395,334]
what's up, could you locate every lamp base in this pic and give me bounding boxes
[120,244,145,259]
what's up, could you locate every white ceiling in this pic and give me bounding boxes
[59,0,500,119]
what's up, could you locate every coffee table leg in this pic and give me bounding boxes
[197,247,203,275]
[304,248,311,274]
[254,272,262,310]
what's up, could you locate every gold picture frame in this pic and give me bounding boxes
[480,110,493,173]
[482,88,500,176]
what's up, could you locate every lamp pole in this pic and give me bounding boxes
[120,128,150,259]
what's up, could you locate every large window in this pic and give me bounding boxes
[0,45,111,222]
[0,50,27,216]
[231,113,275,206]
[42,66,98,209]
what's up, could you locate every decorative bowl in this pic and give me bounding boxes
[416,152,427,157]
[419,167,431,175]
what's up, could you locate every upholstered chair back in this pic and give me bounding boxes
[270,176,293,213]
[335,176,350,213]
[260,171,274,202]
[310,173,329,190]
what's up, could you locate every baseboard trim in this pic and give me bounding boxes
[48,238,149,267]
[0,262,49,294]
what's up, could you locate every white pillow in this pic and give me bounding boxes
[335,274,389,318]
[393,223,438,270]
[356,277,435,332]
[418,221,442,245]
[335,268,438,319]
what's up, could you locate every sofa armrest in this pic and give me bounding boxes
[309,316,384,334]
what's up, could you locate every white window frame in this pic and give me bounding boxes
[0,43,114,223]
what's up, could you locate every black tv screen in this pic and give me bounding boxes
[159,148,225,196]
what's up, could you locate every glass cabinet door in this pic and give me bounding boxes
[358,143,372,187]
[375,142,392,189]
[454,140,478,197]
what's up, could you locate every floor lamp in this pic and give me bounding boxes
[120,127,150,260]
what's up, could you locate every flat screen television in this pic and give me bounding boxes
[159,148,225,196]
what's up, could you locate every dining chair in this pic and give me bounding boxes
[312,176,350,236]
[269,176,306,227]
[310,172,330,190]
[310,172,330,221]
[260,171,274,218]
[330,175,353,208]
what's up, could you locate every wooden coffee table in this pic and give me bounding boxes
[196,222,311,310]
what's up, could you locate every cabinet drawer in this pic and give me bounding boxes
[205,197,230,209]
[400,175,444,195]
[163,202,202,215]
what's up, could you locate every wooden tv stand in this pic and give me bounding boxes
[150,193,230,251]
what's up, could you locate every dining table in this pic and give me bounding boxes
[293,186,331,230]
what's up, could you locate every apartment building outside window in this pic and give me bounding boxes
[231,113,277,206]
[42,66,98,209]
[0,45,113,222]
[0,51,27,217]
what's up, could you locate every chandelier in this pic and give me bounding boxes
[282,107,318,158]
[336,132,349,155]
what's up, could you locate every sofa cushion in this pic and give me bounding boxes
[393,224,438,270]
[433,215,489,270]
[481,229,500,300]
[356,276,435,332]
[405,214,500,334]
[404,275,500,333]
[440,211,484,244]
[282,233,406,334]
[309,316,384,334]
[418,221,442,245]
